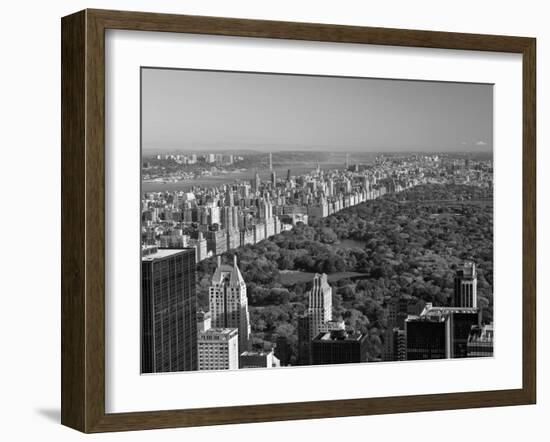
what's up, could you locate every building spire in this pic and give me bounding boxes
[233,254,238,268]
[217,255,221,268]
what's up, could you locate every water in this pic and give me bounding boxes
[142,163,344,193]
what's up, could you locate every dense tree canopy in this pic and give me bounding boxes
[196,184,493,363]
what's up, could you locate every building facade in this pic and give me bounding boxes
[298,273,336,365]
[198,328,239,371]
[454,261,478,308]
[307,273,333,341]
[311,330,368,365]
[239,350,281,369]
[209,255,251,357]
[405,303,480,360]
[467,324,494,357]
[405,314,450,360]
[141,247,197,373]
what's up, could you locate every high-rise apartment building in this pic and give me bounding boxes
[454,261,478,308]
[188,231,207,263]
[197,328,239,371]
[308,273,333,341]
[298,273,335,365]
[141,247,197,373]
[209,256,251,356]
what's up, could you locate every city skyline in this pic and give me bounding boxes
[141,151,494,373]
[140,68,494,374]
[142,68,493,153]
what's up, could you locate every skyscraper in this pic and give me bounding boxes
[405,313,450,360]
[454,261,478,308]
[298,273,336,365]
[225,185,234,206]
[308,273,333,340]
[141,247,197,373]
[253,170,261,192]
[297,314,311,365]
[209,255,251,356]
[405,303,480,360]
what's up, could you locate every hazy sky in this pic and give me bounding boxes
[142,68,493,152]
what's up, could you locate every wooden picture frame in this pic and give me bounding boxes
[61,8,536,433]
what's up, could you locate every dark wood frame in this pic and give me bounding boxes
[61,8,536,433]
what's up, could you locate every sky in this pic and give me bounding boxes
[141,68,493,153]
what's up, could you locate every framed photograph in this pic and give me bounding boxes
[61,9,536,433]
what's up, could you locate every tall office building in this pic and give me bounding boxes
[297,314,311,365]
[450,310,482,357]
[454,261,478,308]
[405,313,450,360]
[141,247,197,373]
[405,303,480,360]
[198,328,239,370]
[209,256,251,355]
[311,330,368,365]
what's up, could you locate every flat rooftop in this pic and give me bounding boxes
[240,350,273,357]
[314,331,364,341]
[141,248,194,261]
[198,327,238,337]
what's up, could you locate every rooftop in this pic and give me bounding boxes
[198,328,238,339]
[141,247,195,261]
[211,255,245,286]
[314,330,364,342]
[240,350,274,357]
[418,303,479,318]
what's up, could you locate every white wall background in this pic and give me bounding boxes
[0,0,547,440]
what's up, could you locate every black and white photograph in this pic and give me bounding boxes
[140,68,494,374]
